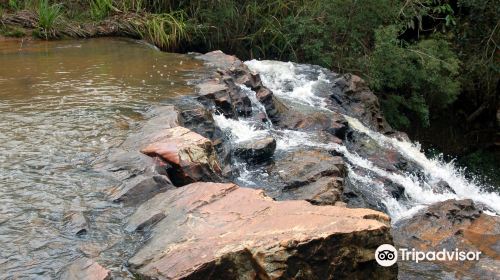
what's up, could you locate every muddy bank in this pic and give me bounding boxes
[0,10,142,40]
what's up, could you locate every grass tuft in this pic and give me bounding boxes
[90,0,112,20]
[138,11,190,51]
[37,0,62,39]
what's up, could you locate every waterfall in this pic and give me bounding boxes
[213,59,500,222]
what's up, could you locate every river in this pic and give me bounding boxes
[0,38,203,279]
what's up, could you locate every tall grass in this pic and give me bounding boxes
[90,0,113,20]
[138,11,189,51]
[37,0,62,39]
[8,0,21,10]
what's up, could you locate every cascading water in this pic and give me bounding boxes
[213,59,500,222]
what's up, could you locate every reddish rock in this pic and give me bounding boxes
[60,258,110,280]
[121,106,180,150]
[126,182,396,279]
[393,199,500,279]
[141,126,222,185]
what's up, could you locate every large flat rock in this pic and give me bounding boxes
[127,182,396,279]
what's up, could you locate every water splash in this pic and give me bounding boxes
[344,115,500,214]
[245,60,331,108]
[234,59,500,222]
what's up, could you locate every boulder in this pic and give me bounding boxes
[431,179,455,194]
[275,150,345,204]
[140,126,222,185]
[282,176,344,206]
[96,150,175,205]
[197,50,284,123]
[330,74,391,133]
[196,78,252,118]
[126,182,396,279]
[197,50,245,70]
[255,86,288,124]
[60,258,110,280]
[233,136,276,163]
[175,98,232,175]
[277,109,348,141]
[393,199,500,279]
[264,150,345,204]
[121,106,179,150]
[175,98,223,141]
[109,174,175,205]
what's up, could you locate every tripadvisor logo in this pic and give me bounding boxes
[375,244,398,267]
[375,244,482,267]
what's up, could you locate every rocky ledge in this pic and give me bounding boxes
[77,50,402,279]
[126,182,395,279]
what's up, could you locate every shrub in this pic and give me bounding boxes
[369,25,460,128]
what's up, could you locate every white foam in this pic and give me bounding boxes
[344,115,500,214]
[218,59,500,221]
[245,60,330,108]
[213,114,268,143]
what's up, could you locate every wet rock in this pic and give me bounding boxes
[330,74,391,133]
[277,109,348,141]
[266,150,346,204]
[346,132,420,174]
[431,179,456,194]
[60,258,111,280]
[121,105,179,150]
[197,50,283,123]
[233,136,276,163]
[96,150,166,180]
[175,98,222,141]
[109,174,175,205]
[270,150,344,188]
[393,199,500,279]
[140,126,222,186]
[97,150,175,205]
[196,78,252,118]
[175,98,232,174]
[283,176,344,205]
[126,182,396,279]
[255,86,288,123]
[63,211,89,236]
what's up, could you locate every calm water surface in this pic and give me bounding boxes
[0,38,203,279]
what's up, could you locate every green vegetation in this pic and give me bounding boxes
[459,149,500,192]
[0,0,498,158]
[37,0,62,39]
[139,12,189,50]
[90,0,113,20]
